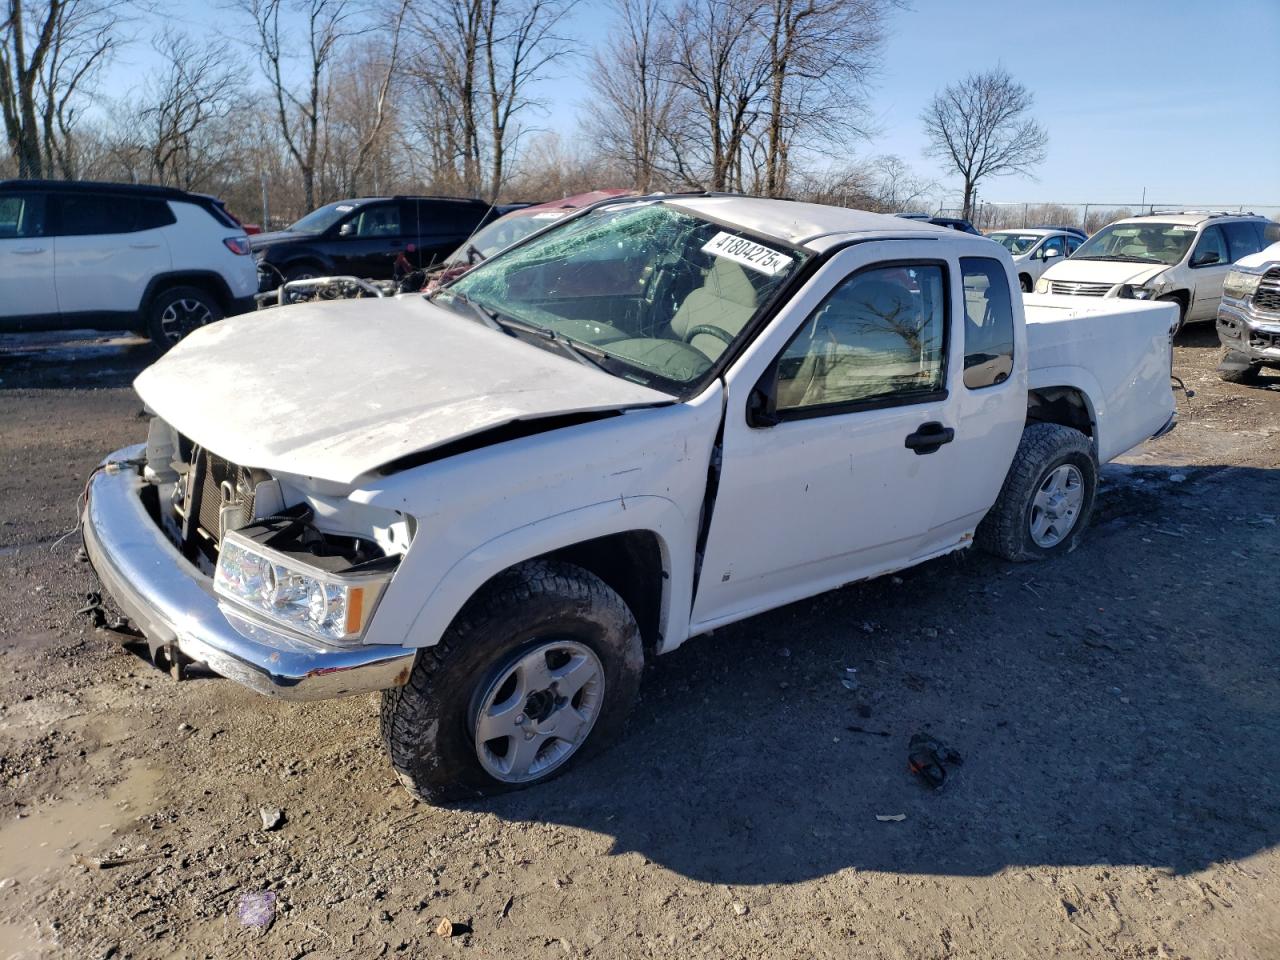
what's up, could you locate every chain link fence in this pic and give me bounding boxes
[933,202,1280,235]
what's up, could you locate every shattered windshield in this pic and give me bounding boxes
[444,202,806,392]
[1073,222,1197,265]
[989,232,1041,255]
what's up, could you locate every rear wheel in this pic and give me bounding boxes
[380,560,645,803]
[146,285,223,349]
[977,423,1098,562]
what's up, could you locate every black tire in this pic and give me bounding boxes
[380,559,645,804]
[1219,356,1261,385]
[1159,293,1187,337]
[977,422,1098,562]
[146,285,223,349]
[283,263,323,283]
[1019,274,1033,293]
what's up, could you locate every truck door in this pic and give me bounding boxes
[689,242,1025,632]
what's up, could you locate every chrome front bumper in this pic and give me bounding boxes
[1217,301,1280,366]
[82,446,415,700]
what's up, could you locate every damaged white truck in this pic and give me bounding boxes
[83,196,1177,802]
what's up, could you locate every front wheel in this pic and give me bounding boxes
[379,560,645,803]
[1019,274,1033,293]
[1158,294,1187,337]
[977,423,1098,562]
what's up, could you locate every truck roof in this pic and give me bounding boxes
[664,195,957,250]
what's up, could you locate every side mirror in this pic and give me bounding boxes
[1043,248,1061,259]
[746,378,780,428]
[1192,251,1220,267]
[338,222,354,237]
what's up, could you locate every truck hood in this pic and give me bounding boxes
[133,297,672,485]
[1042,259,1169,287]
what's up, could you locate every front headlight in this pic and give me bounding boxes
[214,531,390,644]
[1035,278,1050,294]
[1117,284,1158,300]
[1224,269,1262,300]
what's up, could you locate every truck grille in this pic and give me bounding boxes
[1048,281,1112,297]
[183,448,262,559]
[1253,269,1280,313]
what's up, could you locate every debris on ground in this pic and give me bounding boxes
[876,814,906,822]
[237,891,276,929]
[260,807,286,832]
[840,667,858,691]
[908,732,963,789]
[436,917,456,938]
[731,901,749,916]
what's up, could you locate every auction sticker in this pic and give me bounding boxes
[702,232,793,276]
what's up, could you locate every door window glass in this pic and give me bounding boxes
[1223,222,1262,262]
[1040,235,1066,258]
[1066,235,1083,253]
[351,204,401,237]
[1191,226,1228,267]
[775,264,946,412]
[0,194,44,237]
[961,258,1015,389]
[52,194,174,236]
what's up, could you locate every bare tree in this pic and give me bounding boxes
[480,0,574,200]
[586,0,674,191]
[663,0,772,191]
[1,0,122,177]
[921,66,1048,221]
[760,0,892,196]
[129,32,243,188]
[240,0,371,209]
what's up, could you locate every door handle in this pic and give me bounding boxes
[904,421,955,455]
[129,242,160,249]
[13,246,46,255]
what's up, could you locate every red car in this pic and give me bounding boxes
[426,189,635,290]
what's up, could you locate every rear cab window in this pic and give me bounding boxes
[960,257,1014,389]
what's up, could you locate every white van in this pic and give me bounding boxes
[1036,212,1274,332]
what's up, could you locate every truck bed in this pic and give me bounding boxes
[1022,294,1177,462]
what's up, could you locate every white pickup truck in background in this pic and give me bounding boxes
[82,196,1177,802]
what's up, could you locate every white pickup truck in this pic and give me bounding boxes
[83,196,1177,802]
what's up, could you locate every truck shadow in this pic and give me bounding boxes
[0,331,155,391]
[478,462,1280,883]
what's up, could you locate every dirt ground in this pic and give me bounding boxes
[1,324,1277,960]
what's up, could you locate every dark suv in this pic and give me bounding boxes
[250,196,495,287]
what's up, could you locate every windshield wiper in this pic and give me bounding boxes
[1076,254,1164,264]
[487,313,613,372]
[428,288,502,331]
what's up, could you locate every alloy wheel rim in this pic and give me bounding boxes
[1029,463,1084,548]
[160,298,214,343]
[472,640,605,784]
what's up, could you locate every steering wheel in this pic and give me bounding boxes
[683,323,735,347]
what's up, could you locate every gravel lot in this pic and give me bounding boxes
[1,325,1278,959]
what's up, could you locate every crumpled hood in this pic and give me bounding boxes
[134,297,671,485]
[1042,258,1169,288]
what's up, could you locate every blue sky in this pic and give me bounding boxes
[108,0,1280,207]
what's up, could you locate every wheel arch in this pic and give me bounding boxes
[1026,367,1105,457]
[382,496,693,660]
[141,271,234,314]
